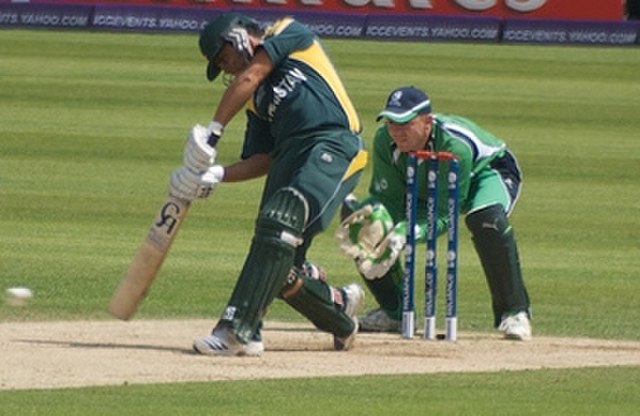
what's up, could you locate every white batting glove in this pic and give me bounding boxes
[169,165,224,202]
[183,124,218,173]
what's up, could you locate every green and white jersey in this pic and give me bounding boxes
[368,113,507,235]
[241,17,361,159]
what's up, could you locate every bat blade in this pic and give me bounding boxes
[109,195,190,320]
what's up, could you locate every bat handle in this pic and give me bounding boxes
[207,121,223,147]
[207,134,219,147]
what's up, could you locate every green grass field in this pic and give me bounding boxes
[1,28,639,414]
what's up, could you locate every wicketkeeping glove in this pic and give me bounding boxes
[355,222,407,279]
[169,165,224,202]
[336,203,390,259]
[335,203,406,279]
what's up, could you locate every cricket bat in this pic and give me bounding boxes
[109,194,190,320]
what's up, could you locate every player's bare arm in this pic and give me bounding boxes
[213,48,274,126]
[222,153,271,182]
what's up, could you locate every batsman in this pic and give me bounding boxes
[336,86,532,340]
[169,13,368,356]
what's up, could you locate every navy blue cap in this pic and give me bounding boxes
[376,86,431,123]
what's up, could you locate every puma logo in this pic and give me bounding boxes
[504,178,516,191]
[482,220,500,231]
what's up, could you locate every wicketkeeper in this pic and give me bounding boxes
[169,13,368,356]
[335,86,532,340]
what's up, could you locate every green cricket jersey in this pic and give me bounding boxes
[240,17,361,159]
[368,113,507,236]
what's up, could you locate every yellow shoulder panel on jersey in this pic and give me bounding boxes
[290,42,362,134]
[264,17,295,38]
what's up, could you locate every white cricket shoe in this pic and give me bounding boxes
[359,307,402,333]
[333,283,365,351]
[193,325,265,357]
[499,311,532,341]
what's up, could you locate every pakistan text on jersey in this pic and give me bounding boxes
[267,67,308,120]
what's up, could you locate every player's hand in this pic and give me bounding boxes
[169,165,224,202]
[335,204,375,258]
[183,124,217,173]
[356,223,407,279]
[335,202,397,267]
